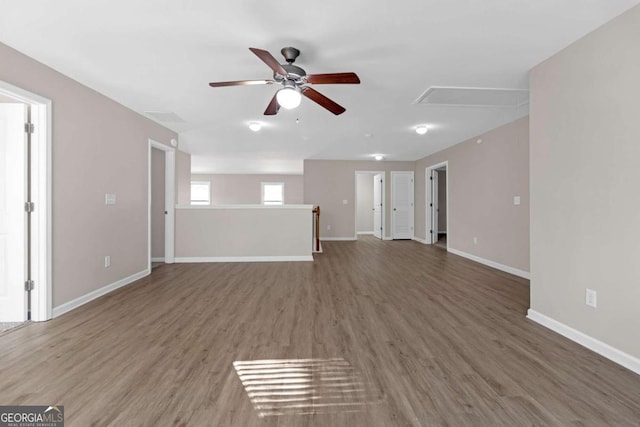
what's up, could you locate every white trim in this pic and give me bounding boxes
[357,231,374,235]
[151,257,165,262]
[0,81,53,321]
[176,204,313,210]
[320,237,357,241]
[53,269,150,318]
[527,309,640,376]
[383,236,393,241]
[175,256,313,263]
[438,230,448,234]
[425,161,449,248]
[448,248,530,279]
[148,139,176,272]
[412,236,429,244]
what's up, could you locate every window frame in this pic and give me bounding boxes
[190,180,211,205]
[261,182,285,206]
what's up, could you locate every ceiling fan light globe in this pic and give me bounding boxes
[276,87,302,109]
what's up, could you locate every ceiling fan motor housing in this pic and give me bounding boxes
[275,64,307,82]
[281,46,300,63]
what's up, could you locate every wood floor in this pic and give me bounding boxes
[1,237,640,426]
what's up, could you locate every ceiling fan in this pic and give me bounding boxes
[209,47,360,116]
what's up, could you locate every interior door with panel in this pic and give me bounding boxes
[0,103,27,322]
[373,173,382,239]
[391,171,414,240]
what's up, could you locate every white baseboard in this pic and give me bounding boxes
[175,255,313,263]
[383,236,392,241]
[412,236,429,244]
[357,231,374,235]
[447,248,530,279]
[527,309,640,376]
[320,237,357,241]
[151,257,165,262]
[53,268,150,318]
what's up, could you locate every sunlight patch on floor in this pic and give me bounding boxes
[233,358,381,417]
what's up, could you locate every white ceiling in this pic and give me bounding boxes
[1,0,638,174]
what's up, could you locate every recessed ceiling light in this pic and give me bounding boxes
[415,125,429,135]
[249,122,262,132]
[374,154,383,161]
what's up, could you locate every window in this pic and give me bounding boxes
[261,182,284,205]
[190,181,210,205]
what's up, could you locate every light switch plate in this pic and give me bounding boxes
[586,288,597,308]
[513,196,521,206]
[105,193,116,205]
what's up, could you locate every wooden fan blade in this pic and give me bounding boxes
[301,87,346,115]
[264,93,280,115]
[249,48,288,76]
[209,80,274,87]
[306,72,361,85]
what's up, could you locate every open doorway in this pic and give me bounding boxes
[148,139,175,271]
[355,171,385,240]
[0,81,52,323]
[425,162,448,249]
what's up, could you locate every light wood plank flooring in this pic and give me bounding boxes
[1,237,639,426]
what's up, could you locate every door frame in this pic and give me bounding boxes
[425,161,449,247]
[390,171,414,239]
[148,139,175,269]
[0,80,52,321]
[354,171,385,240]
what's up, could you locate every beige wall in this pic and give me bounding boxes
[304,160,414,239]
[356,173,374,233]
[176,150,191,205]
[530,5,640,359]
[415,117,529,272]
[191,174,303,205]
[175,206,312,259]
[0,42,177,307]
[151,149,165,259]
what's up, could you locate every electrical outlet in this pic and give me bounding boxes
[105,193,116,205]
[473,237,478,245]
[105,256,111,268]
[514,196,521,206]
[342,199,348,205]
[327,224,331,231]
[586,288,597,308]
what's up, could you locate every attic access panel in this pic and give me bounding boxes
[414,87,529,107]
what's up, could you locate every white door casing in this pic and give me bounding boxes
[373,173,382,239]
[148,139,175,270]
[431,170,439,244]
[425,161,448,247]
[391,171,414,240]
[0,103,27,321]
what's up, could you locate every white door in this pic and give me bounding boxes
[0,103,27,322]
[373,174,382,239]
[391,171,414,239]
[431,170,439,244]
